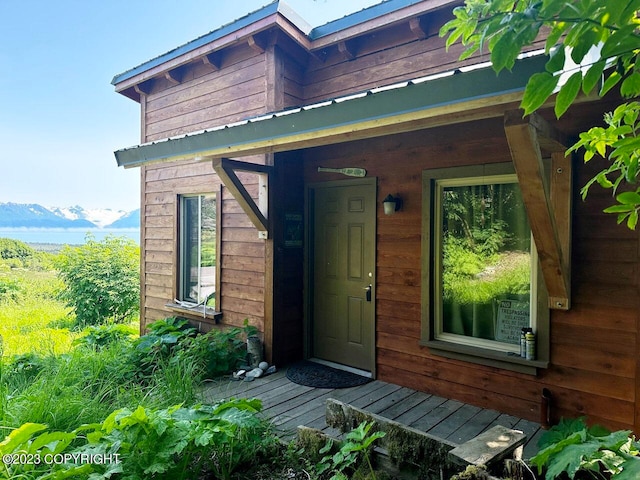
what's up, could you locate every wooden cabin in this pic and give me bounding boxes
[112,0,640,434]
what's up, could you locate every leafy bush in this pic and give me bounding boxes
[132,317,247,381]
[316,421,386,480]
[0,238,34,261]
[531,417,640,480]
[0,400,272,480]
[0,276,21,303]
[74,323,137,349]
[131,317,197,377]
[54,235,139,327]
[175,326,247,379]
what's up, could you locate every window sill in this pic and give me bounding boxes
[165,302,222,323]
[422,340,548,375]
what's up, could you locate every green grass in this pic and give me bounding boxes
[0,265,316,479]
[0,269,77,357]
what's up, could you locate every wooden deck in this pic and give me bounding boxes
[201,366,544,460]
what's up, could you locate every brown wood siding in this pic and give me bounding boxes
[143,44,267,142]
[302,116,640,433]
[139,159,267,333]
[303,13,544,104]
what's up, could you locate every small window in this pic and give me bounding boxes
[179,194,217,308]
[422,164,548,373]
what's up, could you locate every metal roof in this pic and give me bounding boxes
[114,52,548,168]
[111,0,431,86]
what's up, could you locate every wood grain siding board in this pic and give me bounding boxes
[146,94,266,140]
[305,40,474,102]
[144,47,265,109]
[145,272,173,289]
[219,295,264,318]
[146,74,265,126]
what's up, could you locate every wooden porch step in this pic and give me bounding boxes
[448,424,526,467]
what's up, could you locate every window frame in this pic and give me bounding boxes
[421,163,549,374]
[167,192,221,321]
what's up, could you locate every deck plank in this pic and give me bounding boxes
[429,403,481,441]
[413,399,465,433]
[446,407,502,444]
[365,387,415,415]
[377,390,433,420]
[199,367,542,460]
[394,394,448,426]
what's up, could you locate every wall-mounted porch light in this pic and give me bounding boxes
[382,194,402,215]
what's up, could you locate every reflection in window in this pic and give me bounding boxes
[435,175,534,352]
[179,194,216,307]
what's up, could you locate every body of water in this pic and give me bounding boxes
[0,228,140,245]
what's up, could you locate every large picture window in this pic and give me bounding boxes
[422,164,548,373]
[435,175,535,352]
[179,194,217,308]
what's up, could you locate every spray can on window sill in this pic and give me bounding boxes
[525,330,536,361]
[520,327,532,358]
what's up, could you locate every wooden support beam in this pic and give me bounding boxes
[338,40,357,60]
[211,158,272,236]
[202,51,223,70]
[550,150,573,308]
[248,34,267,53]
[133,79,154,95]
[409,17,428,40]
[504,110,571,310]
[164,67,183,86]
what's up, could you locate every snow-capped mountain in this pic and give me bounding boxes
[0,202,139,229]
[48,205,129,228]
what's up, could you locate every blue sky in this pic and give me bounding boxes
[0,0,381,211]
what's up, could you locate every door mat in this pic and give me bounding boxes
[286,360,372,389]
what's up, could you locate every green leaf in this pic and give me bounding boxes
[555,72,583,118]
[491,29,521,71]
[601,71,622,96]
[582,60,606,95]
[617,456,640,479]
[0,423,47,454]
[545,46,566,73]
[601,25,640,58]
[603,204,635,213]
[621,72,640,98]
[627,209,638,229]
[521,72,559,115]
[616,191,640,205]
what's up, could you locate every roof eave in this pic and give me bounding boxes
[111,1,312,89]
[114,55,549,168]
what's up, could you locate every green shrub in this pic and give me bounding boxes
[531,417,640,480]
[316,421,386,480]
[132,317,197,377]
[175,326,247,379]
[0,400,273,480]
[74,323,137,349]
[0,276,21,303]
[132,317,247,381]
[54,235,139,327]
[0,238,34,261]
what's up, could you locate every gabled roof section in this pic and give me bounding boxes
[309,0,443,40]
[111,0,458,96]
[114,53,548,168]
[111,1,310,87]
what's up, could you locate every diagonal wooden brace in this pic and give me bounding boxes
[212,158,272,237]
[504,111,571,310]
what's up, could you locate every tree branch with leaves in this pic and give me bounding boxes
[440,0,640,229]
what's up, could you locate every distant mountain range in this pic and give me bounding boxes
[0,203,140,229]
